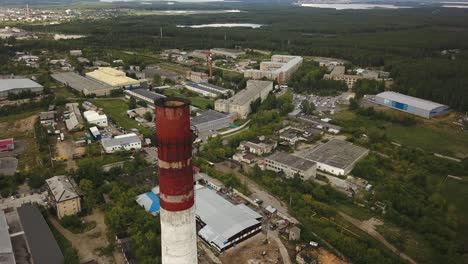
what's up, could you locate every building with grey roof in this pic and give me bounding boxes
[0,79,43,98]
[124,88,166,106]
[101,133,142,153]
[0,210,15,264]
[215,80,273,119]
[264,152,316,180]
[17,204,64,264]
[374,91,450,119]
[191,110,231,134]
[301,139,369,176]
[196,186,262,252]
[46,175,81,219]
[184,82,231,98]
[51,72,115,96]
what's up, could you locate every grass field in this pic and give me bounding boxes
[333,110,468,157]
[163,89,214,109]
[91,99,151,137]
[442,178,468,246]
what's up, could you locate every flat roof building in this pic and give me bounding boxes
[191,109,231,134]
[86,67,140,88]
[0,211,15,264]
[215,80,273,119]
[0,79,43,98]
[374,91,450,119]
[239,137,277,155]
[124,88,166,106]
[51,72,115,96]
[101,133,141,153]
[244,55,303,84]
[264,152,316,180]
[184,82,231,98]
[17,204,64,264]
[302,139,369,176]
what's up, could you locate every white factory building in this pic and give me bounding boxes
[83,110,108,127]
[101,133,141,153]
[374,91,450,119]
[244,55,303,84]
[184,82,231,98]
[0,79,43,98]
[301,139,369,176]
[264,152,316,180]
[215,80,273,119]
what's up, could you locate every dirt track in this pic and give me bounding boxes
[339,212,417,264]
[49,209,126,264]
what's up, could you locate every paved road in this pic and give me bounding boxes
[339,212,418,264]
[0,193,46,210]
[214,162,299,224]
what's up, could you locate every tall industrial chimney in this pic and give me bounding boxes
[155,98,198,264]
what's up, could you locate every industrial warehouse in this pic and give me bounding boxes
[374,91,450,119]
[86,67,140,88]
[244,55,303,84]
[301,139,369,176]
[51,72,115,96]
[136,185,263,252]
[101,133,142,153]
[124,88,166,106]
[184,82,231,98]
[0,78,43,98]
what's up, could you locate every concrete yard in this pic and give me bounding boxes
[0,157,18,175]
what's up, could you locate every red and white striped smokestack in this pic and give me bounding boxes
[155,98,197,264]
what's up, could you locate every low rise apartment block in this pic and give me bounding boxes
[46,175,81,219]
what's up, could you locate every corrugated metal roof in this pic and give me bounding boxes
[376,91,448,111]
[136,192,160,215]
[125,89,166,103]
[196,187,261,250]
[136,186,261,250]
[0,79,43,92]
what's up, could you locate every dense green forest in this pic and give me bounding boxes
[11,6,467,110]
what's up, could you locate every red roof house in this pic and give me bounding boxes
[0,138,14,152]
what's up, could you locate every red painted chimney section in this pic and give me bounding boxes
[155,98,194,212]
